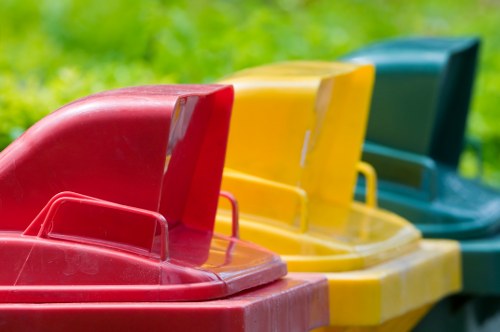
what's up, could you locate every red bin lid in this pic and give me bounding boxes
[0,85,286,303]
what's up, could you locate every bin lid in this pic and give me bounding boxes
[343,37,480,168]
[221,61,374,209]
[354,146,500,240]
[0,85,286,302]
[216,61,421,271]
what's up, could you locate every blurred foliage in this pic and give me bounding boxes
[0,0,500,184]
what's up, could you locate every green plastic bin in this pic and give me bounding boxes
[343,37,500,332]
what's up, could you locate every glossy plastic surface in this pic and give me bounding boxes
[221,61,374,209]
[0,85,233,233]
[345,37,500,291]
[344,36,479,168]
[215,62,461,329]
[319,240,460,329]
[358,143,500,240]
[0,273,329,332]
[344,37,500,331]
[217,61,421,270]
[461,235,500,294]
[0,85,286,303]
[414,294,500,332]
[344,37,500,240]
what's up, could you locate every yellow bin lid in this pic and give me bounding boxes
[216,61,461,329]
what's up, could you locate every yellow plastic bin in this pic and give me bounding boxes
[215,61,461,331]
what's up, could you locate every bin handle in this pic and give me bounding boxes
[219,191,239,239]
[36,194,169,261]
[356,161,378,208]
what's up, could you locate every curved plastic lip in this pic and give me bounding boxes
[378,190,500,240]
[217,201,420,272]
[0,230,286,303]
[360,157,500,239]
[354,152,500,240]
[216,210,461,326]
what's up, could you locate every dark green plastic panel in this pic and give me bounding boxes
[344,37,480,168]
[413,295,500,332]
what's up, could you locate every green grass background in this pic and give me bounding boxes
[1,0,499,184]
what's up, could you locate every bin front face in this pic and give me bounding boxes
[0,85,287,303]
[0,273,330,332]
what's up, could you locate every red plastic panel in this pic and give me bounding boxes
[0,274,329,332]
[0,85,232,233]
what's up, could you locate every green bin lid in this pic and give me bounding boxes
[343,37,479,168]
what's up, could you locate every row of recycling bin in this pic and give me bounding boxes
[0,36,498,332]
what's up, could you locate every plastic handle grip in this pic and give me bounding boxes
[356,161,378,208]
[219,191,240,238]
[37,196,169,261]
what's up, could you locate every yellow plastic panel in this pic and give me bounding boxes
[323,240,460,327]
[220,61,373,209]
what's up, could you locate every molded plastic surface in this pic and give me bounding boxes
[215,62,461,329]
[0,85,286,303]
[319,240,460,328]
[217,61,421,269]
[221,61,374,208]
[414,294,500,332]
[0,273,329,332]
[344,36,479,168]
[345,37,500,331]
[345,37,500,295]
[345,37,500,240]
[0,85,233,233]
[357,142,500,240]
[460,235,500,294]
